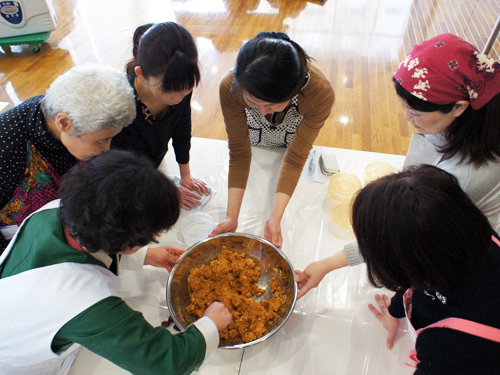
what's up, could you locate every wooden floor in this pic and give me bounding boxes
[1,0,499,155]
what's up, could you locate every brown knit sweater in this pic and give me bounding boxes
[219,64,335,197]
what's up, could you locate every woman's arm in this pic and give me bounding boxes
[275,67,334,197]
[264,192,291,247]
[171,94,210,208]
[177,162,209,209]
[268,66,335,244]
[219,70,253,194]
[210,187,245,235]
[57,297,229,375]
[295,251,349,298]
[216,71,252,231]
[179,162,209,195]
[295,245,364,298]
[171,92,193,166]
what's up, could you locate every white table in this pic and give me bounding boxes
[69,137,414,375]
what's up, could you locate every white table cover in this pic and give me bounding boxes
[69,137,413,375]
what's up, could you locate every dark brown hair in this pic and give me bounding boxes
[232,32,312,103]
[352,164,491,293]
[58,150,180,254]
[126,22,200,92]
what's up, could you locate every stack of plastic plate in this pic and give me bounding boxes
[327,172,361,235]
[332,203,353,233]
[364,161,395,184]
[328,172,362,202]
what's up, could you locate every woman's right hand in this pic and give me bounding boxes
[203,302,233,331]
[177,186,202,210]
[209,216,238,237]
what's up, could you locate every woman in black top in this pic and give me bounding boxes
[354,165,500,374]
[111,22,209,210]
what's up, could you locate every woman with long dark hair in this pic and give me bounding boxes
[111,22,210,210]
[299,165,500,373]
[211,32,335,247]
[360,166,500,373]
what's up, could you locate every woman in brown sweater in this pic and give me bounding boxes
[211,32,334,247]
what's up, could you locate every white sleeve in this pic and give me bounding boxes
[193,316,220,359]
[119,245,148,270]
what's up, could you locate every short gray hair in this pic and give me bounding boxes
[41,63,136,136]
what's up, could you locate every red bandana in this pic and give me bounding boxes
[394,33,500,110]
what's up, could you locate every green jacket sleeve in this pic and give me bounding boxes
[55,297,207,375]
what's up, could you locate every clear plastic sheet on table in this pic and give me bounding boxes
[69,138,414,375]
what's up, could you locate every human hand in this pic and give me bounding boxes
[180,175,210,196]
[178,186,202,210]
[368,294,401,349]
[203,302,233,331]
[264,216,283,248]
[295,260,331,299]
[209,216,238,237]
[144,246,184,272]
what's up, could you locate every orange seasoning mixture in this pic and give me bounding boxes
[186,246,283,343]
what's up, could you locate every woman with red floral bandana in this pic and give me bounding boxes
[296,33,500,297]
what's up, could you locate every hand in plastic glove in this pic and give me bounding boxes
[203,302,233,331]
[178,186,202,210]
[209,216,238,237]
[180,174,210,196]
[295,259,331,298]
[264,216,283,248]
[368,294,401,349]
[144,246,184,272]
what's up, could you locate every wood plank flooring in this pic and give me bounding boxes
[1,0,499,155]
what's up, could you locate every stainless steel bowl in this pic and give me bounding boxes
[166,233,297,349]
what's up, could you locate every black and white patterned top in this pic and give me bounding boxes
[245,72,310,147]
[0,95,76,233]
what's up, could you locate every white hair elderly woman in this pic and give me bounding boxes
[0,63,136,253]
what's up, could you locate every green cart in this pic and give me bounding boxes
[0,31,51,53]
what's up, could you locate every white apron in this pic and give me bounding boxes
[0,200,118,375]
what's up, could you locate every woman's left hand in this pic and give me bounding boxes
[368,294,401,349]
[144,246,185,272]
[264,216,283,248]
[180,175,210,196]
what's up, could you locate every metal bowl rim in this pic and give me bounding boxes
[166,232,298,349]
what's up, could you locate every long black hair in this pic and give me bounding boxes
[58,150,180,254]
[352,164,492,293]
[394,79,500,166]
[232,32,312,103]
[126,22,201,92]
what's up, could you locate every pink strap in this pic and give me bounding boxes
[416,317,500,342]
[492,235,500,248]
[407,314,500,367]
[405,350,418,368]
